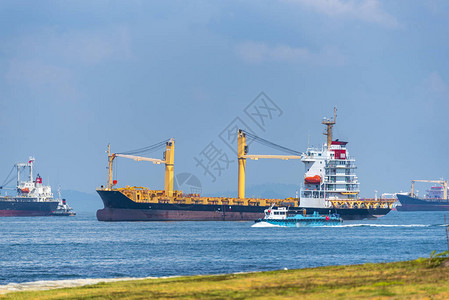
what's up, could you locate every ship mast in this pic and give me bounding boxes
[15,157,34,188]
[29,157,34,182]
[16,164,21,188]
[107,144,113,189]
[322,107,337,148]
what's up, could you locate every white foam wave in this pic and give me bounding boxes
[252,222,433,228]
[0,277,158,295]
[251,222,282,228]
[338,224,431,228]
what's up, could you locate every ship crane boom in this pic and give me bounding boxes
[243,154,302,160]
[237,129,302,199]
[106,139,175,197]
[113,153,164,164]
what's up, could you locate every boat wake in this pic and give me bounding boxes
[337,224,432,228]
[251,222,282,228]
[252,223,443,228]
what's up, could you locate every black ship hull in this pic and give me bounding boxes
[0,199,59,217]
[396,194,449,211]
[97,190,391,221]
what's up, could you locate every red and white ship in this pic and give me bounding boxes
[0,157,60,216]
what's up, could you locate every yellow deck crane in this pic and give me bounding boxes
[106,139,175,197]
[237,129,302,199]
[411,179,448,200]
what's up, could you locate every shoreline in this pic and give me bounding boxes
[2,258,449,299]
[0,277,153,295]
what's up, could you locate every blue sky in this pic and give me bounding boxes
[1,0,448,197]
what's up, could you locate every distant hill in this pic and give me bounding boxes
[61,190,102,213]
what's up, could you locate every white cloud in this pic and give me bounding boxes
[5,27,132,66]
[424,71,449,95]
[2,27,132,99]
[59,27,132,65]
[5,59,79,100]
[417,71,449,114]
[6,60,69,86]
[283,0,399,28]
[235,41,345,65]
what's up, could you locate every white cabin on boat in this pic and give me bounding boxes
[264,207,288,220]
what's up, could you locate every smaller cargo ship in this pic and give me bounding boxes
[254,206,342,227]
[396,179,448,211]
[0,157,62,216]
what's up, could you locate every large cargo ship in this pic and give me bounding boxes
[397,180,448,211]
[97,109,394,221]
[0,157,60,216]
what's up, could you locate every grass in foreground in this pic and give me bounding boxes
[3,257,449,299]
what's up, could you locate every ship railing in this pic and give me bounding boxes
[325,173,357,176]
[112,186,300,207]
[0,197,40,202]
[324,184,359,188]
[328,198,395,209]
[328,157,356,162]
[325,180,358,184]
[420,198,449,203]
[325,165,357,169]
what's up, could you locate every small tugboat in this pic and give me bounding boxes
[254,206,343,227]
[50,187,76,216]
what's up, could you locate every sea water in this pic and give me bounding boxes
[0,211,448,286]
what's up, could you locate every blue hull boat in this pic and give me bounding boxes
[255,207,342,227]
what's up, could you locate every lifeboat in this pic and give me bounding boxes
[21,188,30,193]
[305,175,321,184]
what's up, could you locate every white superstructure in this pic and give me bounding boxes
[299,109,360,208]
[263,206,288,220]
[2,157,54,202]
[300,140,360,208]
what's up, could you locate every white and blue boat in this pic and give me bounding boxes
[255,206,342,227]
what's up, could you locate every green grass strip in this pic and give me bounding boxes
[2,257,449,299]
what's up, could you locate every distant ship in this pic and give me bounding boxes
[96,108,394,221]
[50,187,76,216]
[0,157,64,216]
[396,180,449,211]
